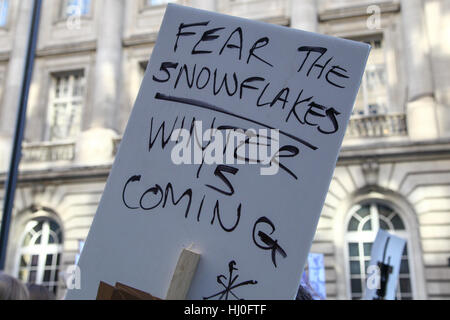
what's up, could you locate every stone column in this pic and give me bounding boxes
[290,0,318,33]
[0,0,34,172]
[76,0,125,164]
[401,0,439,140]
[426,0,450,137]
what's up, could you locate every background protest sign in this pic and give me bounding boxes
[301,253,326,300]
[74,240,85,265]
[364,229,406,300]
[66,4,370,299]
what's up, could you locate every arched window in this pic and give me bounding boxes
[346,202,413,300]
[16,218,63,294]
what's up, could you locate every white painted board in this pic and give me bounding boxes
[66,4,370,300]
[364,229,406,300]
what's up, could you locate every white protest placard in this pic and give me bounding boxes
[364,229,406,300]
[66,4,370,300]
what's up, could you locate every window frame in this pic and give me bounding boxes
[45,69,86,142]
[60,0,92,19]
[140,0,174,12]
[14,215,64,295]
[143,0,171,8]
[320,4,403,117]
[333,190,427,300]
[349,34,389,117]
[343,200,417,300]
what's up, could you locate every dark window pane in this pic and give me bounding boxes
[391,214,405,230]
[29,270,37,283]
[400,259,410,274]
[362,220,372,231]
[50,220,59,232]
[377,204,392,217]
[57,254,61,266]
[356,205,370,219]
[379,219,390,230]
[402,245,408,256]
[364,260,371,274]
[349,243,359,257]
[348,217,359,231]
[363,243,373,256]
[20,255,30,267]
[368,104,378,114]
[399,278,412,293]
[35,235,41,244]
[31,255,39,267]
[350,261,361,274]
[49,234,55,244]
[351,278,362,293]
[55,269,59,282]
[140,61,148,72]
[33,221,43,233]
[46,254,53,266]
[44,270,52,282]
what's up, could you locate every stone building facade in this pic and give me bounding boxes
[0,0,449,299]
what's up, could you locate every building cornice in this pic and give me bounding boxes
[338,138,450,165]
[0,164,112,187]
[122,33,158,47]
[319,1,400,22]
[1,139,450,186]
[121,16,289,47]
[259,16,289,27]
[35,40,97,57]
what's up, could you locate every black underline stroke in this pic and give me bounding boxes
[154,93,318,151]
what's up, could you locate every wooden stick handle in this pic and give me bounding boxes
[165,248,200,300]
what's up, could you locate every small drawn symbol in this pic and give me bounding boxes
[252,216,287,268]
[374,237,393,300]
[203,260,258,300]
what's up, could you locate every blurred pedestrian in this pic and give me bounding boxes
[296,284,313,300]
[27,283,55,300]
[0,272,29,300]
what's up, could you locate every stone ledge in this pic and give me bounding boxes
[122,33,159,47]
[339,138,450,164]
[2,139,450,185]
[35,40,97,57]
[319,1,400,22]
[0,164,112,186]
[121,15,289,47]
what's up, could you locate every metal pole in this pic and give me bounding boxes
[0,0,42,270]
